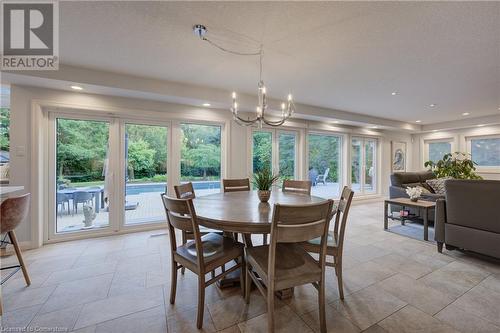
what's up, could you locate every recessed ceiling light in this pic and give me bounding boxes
[202,103,211,107]
[477,124,485,127]
[370,126,378,129]
[498,107,500,111]
[462,112,470,116]
[70,85,83,91]
[391,91,398,96]
[415,120,421,123]
[432,130,438,132]
[429,104,436,107]
[332,121,339,124]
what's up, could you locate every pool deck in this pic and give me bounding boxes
[56,182,350,233]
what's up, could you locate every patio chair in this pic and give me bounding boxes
[56,192,71,215]
[73,191,93,214]
[316,168,330,185]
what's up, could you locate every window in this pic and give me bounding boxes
[252,129,298,181]
[428,142,452,163]
[351,137,377,195]
[253,130,273,173]
[180,123,222,196]
[125,123,168,225]
[0,86,10,183]
[308,133,342,198]
[468,136,500,167]
[55,117,111,233]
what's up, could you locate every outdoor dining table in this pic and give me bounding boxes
[193,190,327,298]
[58,186,105,213]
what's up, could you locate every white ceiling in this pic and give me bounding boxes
[34,2,500,123]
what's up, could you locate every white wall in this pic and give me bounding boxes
[411,125,500,180]
[9,85,413,246]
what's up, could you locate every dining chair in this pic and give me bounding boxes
[0,193,32,316]
[173,183,223,274]
[301,186,354,300]
[161,194,245,329]
[222,178,251,192]
[282,179,312,195]
[245,199,334,333]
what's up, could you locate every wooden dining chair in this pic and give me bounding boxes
[301,186,354,300]
[282,179,312,195]
[173,182,222,275]
[245,199,334,333]
[161,194,245,329]
[222,178,251,192]
[0,193,32,316]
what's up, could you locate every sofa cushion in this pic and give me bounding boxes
[426,177,451,195]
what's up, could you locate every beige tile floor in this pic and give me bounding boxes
[2,200,500,332]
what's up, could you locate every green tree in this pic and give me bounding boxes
[183,144,221,179]
[253,131,272,173]
[308,134,340,182]
[127,139,155,179]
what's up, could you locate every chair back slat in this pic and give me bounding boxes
[174,182,196,199]
[161,194,194,232]
[223,178,250,192]
[332,186,354,251]
[271,200,333,243]
[0,193,31,233]
[282,180,311,195]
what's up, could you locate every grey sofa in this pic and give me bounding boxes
[389,171,442,221]
[435,179,500,259]
[390,171,443,201]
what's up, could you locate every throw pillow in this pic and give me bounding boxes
[425,177,452,195]
[416,185,431,194]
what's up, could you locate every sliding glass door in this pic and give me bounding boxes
[124,123,168,225]
[180,123,222,196]
[53,116,113,235]
[308,133,342,198]
[351,137,377,195]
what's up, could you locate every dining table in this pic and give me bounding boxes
[193,190,327,298]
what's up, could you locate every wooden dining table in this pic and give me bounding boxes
[193,190,327,298]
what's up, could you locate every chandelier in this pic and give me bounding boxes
[194,24,295,127]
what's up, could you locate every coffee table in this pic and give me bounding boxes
[384,197,436,241]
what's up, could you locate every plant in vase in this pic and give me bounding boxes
[405,186,423,202]
[424,152,482,180]
[252,169,280,203]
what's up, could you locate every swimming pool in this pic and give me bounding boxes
[126,181,221,195]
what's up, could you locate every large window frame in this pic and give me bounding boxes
[305,131,344,198]
[466,134,500,172]
[250,127,300,180]
[423,138,455,166]
[45,109,227,242]
[350,136,377,196]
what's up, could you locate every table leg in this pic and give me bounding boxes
[384,201,388,230]
[94,192,100,213]
[423,208,429,241]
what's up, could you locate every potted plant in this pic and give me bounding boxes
[424,152,482,180]
[252,169,280,203]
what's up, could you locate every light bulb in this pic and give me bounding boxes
[232,92,236,99]
[262,87,266,94]
[281,102,286,110]
[287,94,292,101]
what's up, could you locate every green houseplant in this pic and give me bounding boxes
[252,169,280,203]
[424,152,482,180]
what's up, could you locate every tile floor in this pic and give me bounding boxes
[1,200,500,332]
